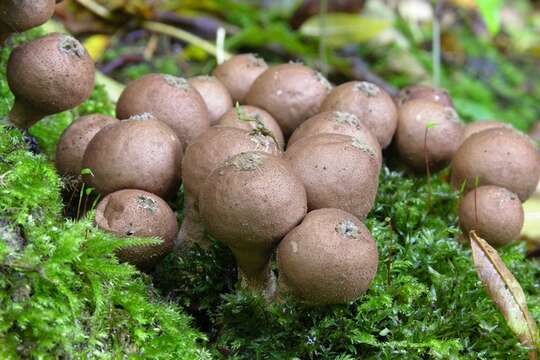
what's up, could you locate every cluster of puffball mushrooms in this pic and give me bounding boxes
[4,1,540,305]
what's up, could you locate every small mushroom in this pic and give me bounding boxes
[217,105,285,150]
[245,63,332,137]
[0,0,57,37]
[95,189,177,270]
[395,99,464,171]
[199,151,307,294]
[116,74,210,148]
[451,127,540,202]
[82,113,183,199]
[212,53,268,103]
[320,81,397,148]
[7,33,95,128]
[188,75,233,125]
[459,186,524,247]
[55,114,118,180]
[277,208,378,305]
[398,84,454,107]
[284,133,380,219]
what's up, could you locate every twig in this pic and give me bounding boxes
[318,0,328,75]
[216,27,226,65]
[432,0,445,87]
[142,21,232,61]
[74,0,114,21]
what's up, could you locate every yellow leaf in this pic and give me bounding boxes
[83,34,111,61]
[300,13,390,48]
[450,0,477,9]
[470,231,539,359]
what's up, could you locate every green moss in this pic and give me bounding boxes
[0,32,208,359]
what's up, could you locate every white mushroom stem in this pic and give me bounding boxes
[175,192,209,250]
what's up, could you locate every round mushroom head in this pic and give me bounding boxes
[464,120,509,140]
[188,75,233,125]
[451,127,540,202]
[116,74,210,148]
[398,84,454,107]
[320,81,397,148]
[245,63,332,137]
[0,0,56,34]
[288,111,382,168]
[459,186,524,247]
[217,105,285,150]
[212,53,268,103]
[182,126,281,198]
[285,133,380,219]
[95,189,177,270]
[395,99,464,171]
[55,114,118,180]
[82,114,183,199]
[199,151,307,275]
[7,33,95,128]
[277,208,378,305]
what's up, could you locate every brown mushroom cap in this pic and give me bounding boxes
[277,208,378,305]
[188,75,233,125]
[451,127,540,202]
[320,81,398,148]
[182,126,281,198]
[212,54,268,103]
[116,74,210,148]
[199,151,307,276]
[245,63,332,137]
[288,111,382,167]
[464,120,509,140]
[459,186,524,247]
[284,133,380,219]
[82,114,183,199]
[7,33,95,128]
[55,114,118,179]
[0,0,56,34]
[95,189,177,270]
[398,84,454,107]
[217,105,285,150]
[395,99,464,171]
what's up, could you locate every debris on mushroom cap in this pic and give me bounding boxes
[82,116,183,199]
[226,152,264,171]
[459,185,524,247]
[245,63,331,137]
[277,208,378,305]
[284,133,380,219]
[395,99,464,171]
[451,127,540,202]
[116,73,210,149]
[320,81,398,148]
[7,33,95,128]
[95,189,177,270]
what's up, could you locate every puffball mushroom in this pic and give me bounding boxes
[212,53,268,103]
[0,0,57,36]
[398,84,454,107]
[277,208,378,305]
[7,33,95,128]
[188,75,233,125]
[199,151,307,292]
[459,186,524,247]
[55,114,118,180]
[245,63,332,137]
[116,74,209,148]
[178,126,280,249]
[320,81,397,148]
[95,189,177,270]
[463,120,508,140]
[288,111,382,167]
[284,133,380,219]
[82,113,183,199]
[451,127,540,202]
[218,105,285,150]
[395,99,464,171]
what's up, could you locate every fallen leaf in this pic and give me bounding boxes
[83,34,111,61]
[470,231,538,359]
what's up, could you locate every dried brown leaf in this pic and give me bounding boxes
[470,230,539,359]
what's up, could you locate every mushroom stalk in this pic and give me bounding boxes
[175,193,209,250]
[234,249,276,299]
[8,100,45,129]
